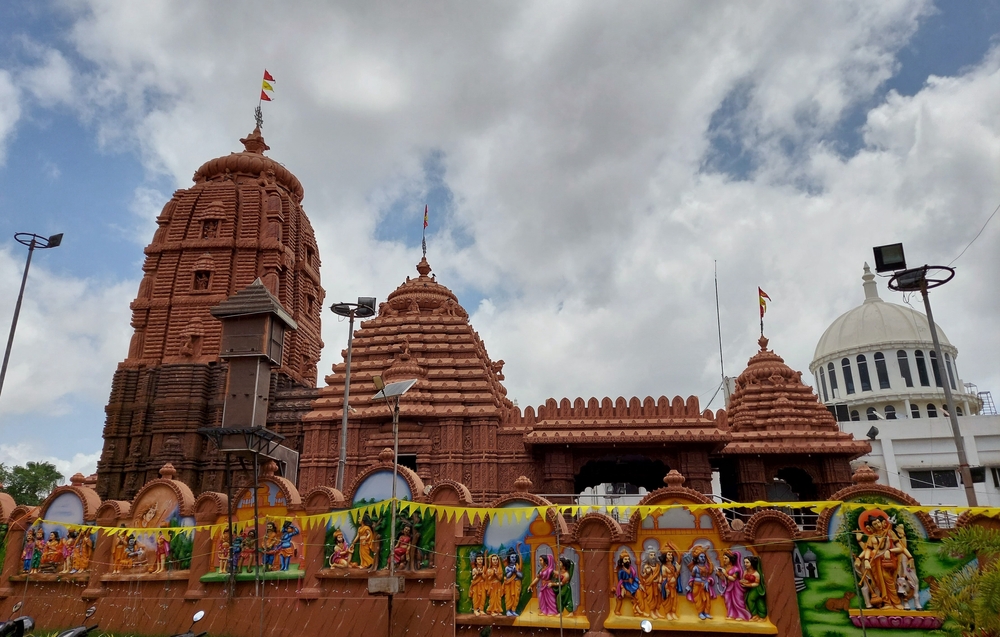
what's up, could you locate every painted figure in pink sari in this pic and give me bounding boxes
[529,554,558,615]
[716,550,751,620]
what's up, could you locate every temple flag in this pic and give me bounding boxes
[758,287,770,318]
[263,69,275,82]
[260,90,272,102]
[262,80,274,92]
[423,204,429,229]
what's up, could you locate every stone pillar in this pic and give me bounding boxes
[428,481,473,601]
[577,517,614,637]
[748,513,802,637]
[0,508,36,598]
[299,486,345,599]
[83,501,130,600]
[820,456,852,499]
[186,492,227,599]
[737,457,767,502]
[542,449,574,502]
[679,449,713,494]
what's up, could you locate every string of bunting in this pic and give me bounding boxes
[27,498,1000,538]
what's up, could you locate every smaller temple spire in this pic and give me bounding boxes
[862,262,881,304]
[240,126,270,155]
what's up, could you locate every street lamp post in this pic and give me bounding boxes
[371,376,418,585]
[0,232,63,401]
[330,297,376,492]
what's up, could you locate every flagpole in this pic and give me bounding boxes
[421,205,428,258]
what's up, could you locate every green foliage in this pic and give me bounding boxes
[0,461,63,506]
[930,525,1000,637]
[167,526,193,570]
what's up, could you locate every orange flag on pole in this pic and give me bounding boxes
[758,287,770,318]
[263,69,275,82]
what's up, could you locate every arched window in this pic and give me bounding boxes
[885,405,896,420]
[874,353,890,389]
[850,410,860,421]
[956,406,963,416]
[842,358,856,395]
[827,362,839,399]
[915,350,930,387]
[910,403,920,418]
[897,351,913,387]
[945,353,957,390]
[857,355,872,392]
[818,368,829,402]
[929,351,943,387]
[927,404,938,418]
[866,407,878,421]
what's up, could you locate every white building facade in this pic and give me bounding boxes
[810,265,1000,508]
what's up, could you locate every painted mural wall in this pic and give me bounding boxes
[21,491,94,575]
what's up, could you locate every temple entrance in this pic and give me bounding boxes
[574,456,669,494]
[767,467,818,501]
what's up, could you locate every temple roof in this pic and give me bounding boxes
[210,278,298,329]
[723,336,870,457]
[192,127,305,202]
[305,258,512,422]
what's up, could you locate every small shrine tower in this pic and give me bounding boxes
[96,127,325,499]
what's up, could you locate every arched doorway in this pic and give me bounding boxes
[574,456,669,494]
[767,467,818,502]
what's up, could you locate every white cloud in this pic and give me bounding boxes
[19,48,75,107]
[0,71,22,164]
[0,442,100,483]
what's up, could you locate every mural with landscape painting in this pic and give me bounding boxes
[110,483,194,575]
[21,492,94,575]
[796,496,972,636]
[203,480,304,581]
[604,503,776,634]
[323,469,434,573]
[456,501,588,630]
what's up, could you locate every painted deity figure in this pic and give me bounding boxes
[614,549,640,616]
[328,529,351,568]
[153,531,170,574]
[486,553,505,616]
[30,529,43,574]
[470,552,488,616]
[72,529,93,573]
[853,509,913,610]
[658,546,682,620]
[717,550,751,620]
[277,521,300,571]
[125,533,145,570]
[350,515,378,571]
[111,526,128,573]
[21,530,36,574]
[41,530,63,571]
[502,545,524,617]
[529,554,558,616]
[407,512,423,570]
[240,529,257,572]
[230,531,244,573]
[61,530,75,573]
[217,529,231,574]
[262,522,279,571]
[740,556,767,621]
[392,524,412,570]
[556,557,575,615]
[685,545,719,620]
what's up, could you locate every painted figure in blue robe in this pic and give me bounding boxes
[614,549,639,615]
[278,521,300,570]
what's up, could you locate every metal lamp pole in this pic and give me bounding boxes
[0,232,63,400]
[889,265,977,507]
[331,298,376,492]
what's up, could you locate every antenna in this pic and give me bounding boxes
[714,260,728,405]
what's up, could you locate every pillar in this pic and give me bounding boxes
[186,492,227,599]
[577,517,614,637]
[749,513,802,637]
[0,509,35,598]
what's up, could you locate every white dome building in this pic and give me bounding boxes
[810,264,979,422]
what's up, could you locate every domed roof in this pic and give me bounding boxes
[192,127,304,202]
[812,264,951,367]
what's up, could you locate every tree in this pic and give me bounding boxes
[0,461,63,506]
[930,525,1000,637]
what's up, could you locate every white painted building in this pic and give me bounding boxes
[810,265,1000,508]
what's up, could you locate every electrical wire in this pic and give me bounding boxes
[948,199,1000,267]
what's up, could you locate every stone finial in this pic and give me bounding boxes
[862,262,882,304]
[240,126,270,155]
[416,257,432,278]
[513,476,533,493]
[262,460,278,478]
[70,473,86,487]
[758,335,769,351]
[379,447,395,464]
[664,470,686,488]
[852,463,879,484]
[159,463,177,480]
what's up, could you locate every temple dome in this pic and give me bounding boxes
[812,264,951,365]
[192,127,304,203]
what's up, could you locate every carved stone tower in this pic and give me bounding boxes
[96,127,325,500]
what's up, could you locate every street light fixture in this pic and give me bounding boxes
[880,247,977,507]
[371,375,418,586]
[0,232,63,401]
[330,297,376,492]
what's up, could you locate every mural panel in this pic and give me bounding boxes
[457,501,588,630]
[111,483,194,575]
[796,497,970,636]
[604,503,777,634]
[22,492,94,575]
[323,469,434,573]
[203,481,304,581]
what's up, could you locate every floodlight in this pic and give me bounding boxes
[866,426,879,440]
[873,243,906,273]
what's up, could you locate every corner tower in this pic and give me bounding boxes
[96,127,324,500]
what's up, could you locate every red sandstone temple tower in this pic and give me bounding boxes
[96,128,324,499]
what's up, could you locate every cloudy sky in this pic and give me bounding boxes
[1,1,998,480]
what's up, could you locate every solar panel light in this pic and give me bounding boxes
[873,243,906,273]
